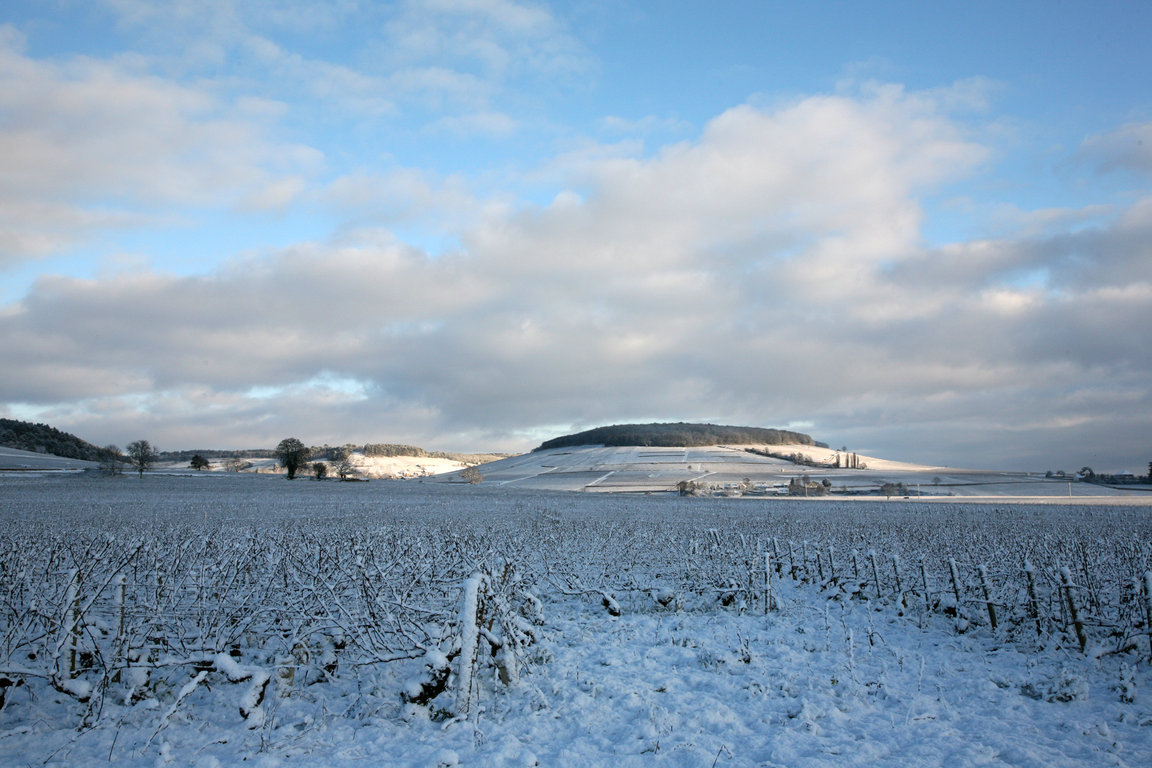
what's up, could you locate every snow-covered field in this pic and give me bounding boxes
[1,473,1151,767]
[0,445,94,472]
[464,445,1151,499]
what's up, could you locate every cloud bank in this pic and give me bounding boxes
[1,6,1150,472]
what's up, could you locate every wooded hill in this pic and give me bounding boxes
[536,422,823,451]
[0,418,112,462]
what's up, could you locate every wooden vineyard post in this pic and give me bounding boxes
[1060,566,1087,652]
[977,564,997,630]
[58,567,82,679]
[114,573,127,682]
[70,568,82,677]
[455,573,487,716]
[869,550,882,600]
[948,558,963,624]
[1143,571,1152,662]
[919,557,932,615]
[763,551,774,614]
[1024,561,1042,637]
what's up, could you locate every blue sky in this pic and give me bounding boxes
[1,0,1150,472]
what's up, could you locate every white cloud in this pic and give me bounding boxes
[2,81,1149,469]
[0,31,320,264]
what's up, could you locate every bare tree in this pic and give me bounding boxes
[126,440,157,478]
[100,445,124,475]
[275,438,310,480]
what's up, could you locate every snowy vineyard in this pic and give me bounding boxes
[1,474,1151,761]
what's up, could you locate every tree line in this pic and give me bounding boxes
[536,422,822,451]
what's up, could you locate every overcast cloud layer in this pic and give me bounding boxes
[1,1,1150,472]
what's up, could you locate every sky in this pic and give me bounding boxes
[1,0,1150,473]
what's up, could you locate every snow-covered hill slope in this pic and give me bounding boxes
[0,444,95,471]
[439,444,1149,499]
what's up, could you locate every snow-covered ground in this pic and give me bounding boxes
[0,445,94,471]
[8,585,1148,767]
[1,474,1150,767]
[347,453,476,479]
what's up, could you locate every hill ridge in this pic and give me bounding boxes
[0,418,112,462]
[536,422,822,451]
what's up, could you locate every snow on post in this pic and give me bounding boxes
[454,572,487,717]
[52,567,82,684]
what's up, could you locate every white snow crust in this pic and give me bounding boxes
[8,583,1149,767]
[0,474,1149,767]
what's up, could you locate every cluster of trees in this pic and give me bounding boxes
[364,443,437,458]
[275,438,358,480]
[98,440,159,477]
[789,476,832,496]
[1045,464,1152,484]
[1,419,488,484]
[99,436,408,481]
[537,423,821,451]
[880,482,911,499]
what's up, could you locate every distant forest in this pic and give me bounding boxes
[0,418,112,462]
[158,448,276,460]
[536,422,823,451]
[313,443,501,464]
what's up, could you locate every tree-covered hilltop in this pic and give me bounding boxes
[0,418,113,462]
[535,422,823,451]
